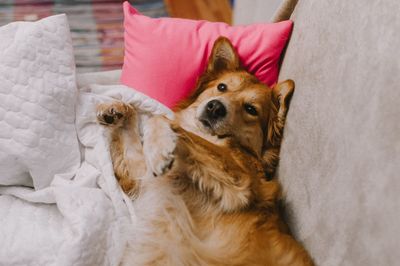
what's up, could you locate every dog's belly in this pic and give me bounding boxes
[122,177,272,266]
[121,177,258,266]
[121,177,201,266]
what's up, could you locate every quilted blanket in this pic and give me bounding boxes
[0,9,171,266]
[0,82,172,265]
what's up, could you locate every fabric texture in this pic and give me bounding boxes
[0,14,80,189]
[0,80,172,265]
[273,1,400,265]
[121,1,293,107]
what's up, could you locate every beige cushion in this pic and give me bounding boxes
[278,0,400,265]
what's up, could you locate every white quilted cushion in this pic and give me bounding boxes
[0,15,80,189]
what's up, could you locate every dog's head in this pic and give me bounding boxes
[176,37,294,169]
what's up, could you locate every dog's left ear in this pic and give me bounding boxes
[268,79,295,146]
[207,37,240,73]
[262,80,295,178]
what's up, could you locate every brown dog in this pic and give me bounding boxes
[97,37,313,265]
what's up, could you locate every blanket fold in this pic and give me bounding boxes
[0,84,171,266]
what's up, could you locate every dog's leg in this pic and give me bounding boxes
[142,115,177,177]
[97,102,146,197]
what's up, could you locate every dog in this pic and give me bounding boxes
[97,37,313,266]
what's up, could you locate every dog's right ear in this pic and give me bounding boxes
[207,37,240,73]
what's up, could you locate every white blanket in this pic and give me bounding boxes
[0,83,172,266]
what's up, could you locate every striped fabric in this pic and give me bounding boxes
[0,0,168,73]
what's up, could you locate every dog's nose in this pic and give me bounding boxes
[206,100,226,120]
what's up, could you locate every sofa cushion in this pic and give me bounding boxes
[277,0,400,265]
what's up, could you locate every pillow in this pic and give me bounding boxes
[0,14,81,189]
[121,1,293,107]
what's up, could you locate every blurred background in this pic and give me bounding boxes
[0,0,280,73]
[0,0,235,73]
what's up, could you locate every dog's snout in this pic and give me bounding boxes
[206,100,226,120]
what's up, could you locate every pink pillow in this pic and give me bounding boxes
[121,1,293,108]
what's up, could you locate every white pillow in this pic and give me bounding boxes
[0,14,80,189]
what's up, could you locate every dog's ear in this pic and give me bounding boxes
[174,37,240,111]
[207,37,240,73]
[267,79,295,146]
[262,80,295,179]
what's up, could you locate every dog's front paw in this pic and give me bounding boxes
[96,102,133,127]
[143,116,177,177]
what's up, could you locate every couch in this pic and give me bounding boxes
[239,0,400,265]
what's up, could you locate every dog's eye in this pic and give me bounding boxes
[217,83,227,92]
[244,104,258,116]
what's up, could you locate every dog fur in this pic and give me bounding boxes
[97,37,313,266]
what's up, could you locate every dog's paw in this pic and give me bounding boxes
[143,116,177,177]
[96,102,132,127]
